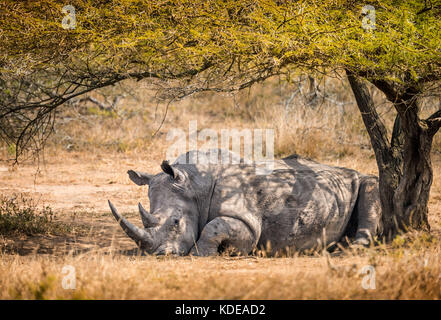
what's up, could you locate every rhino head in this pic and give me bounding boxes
[108,160,211,255]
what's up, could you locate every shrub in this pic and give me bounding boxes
[0,194,70,236]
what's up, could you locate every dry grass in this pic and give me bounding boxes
[1,233,440,299]
[1,75,441,299]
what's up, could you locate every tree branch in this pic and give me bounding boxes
[370,79,400,103]
[426,108,441,136]
[417,0,432,15]
[346,70,392,166]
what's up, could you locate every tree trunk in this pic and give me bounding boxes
[386,100,433,234]
[346,71,437,239]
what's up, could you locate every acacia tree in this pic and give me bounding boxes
[341,1,441,236]
[1,0,440,237]
[346,72,441,237]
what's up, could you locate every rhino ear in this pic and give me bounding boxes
[161,160,175,178]
[161,160,183,181]
[128,170,152,186]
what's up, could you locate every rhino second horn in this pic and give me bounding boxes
[138,202,159,228]
[108,200,154,248]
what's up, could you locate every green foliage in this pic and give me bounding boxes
[1,0,439,85]
[0,0,440,157]
[0,194,70,236]
[30,275,57,300]
[6,143,16,156]
[86,106,117,118]
[392,234,406,248]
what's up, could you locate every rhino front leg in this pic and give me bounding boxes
[191,216,256,256]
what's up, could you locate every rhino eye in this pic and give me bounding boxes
[173,218,180,225]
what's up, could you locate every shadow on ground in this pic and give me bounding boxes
[0,214,143,256]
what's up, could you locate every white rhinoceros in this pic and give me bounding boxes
[108,149,381,255]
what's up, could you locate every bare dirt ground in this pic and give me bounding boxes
[1,150,441,299]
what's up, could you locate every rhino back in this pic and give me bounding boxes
[209,155,361,252]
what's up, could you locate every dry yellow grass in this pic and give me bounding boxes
[1,76,441,299]
[1,234,440,299]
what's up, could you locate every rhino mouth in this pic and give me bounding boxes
[108,200,158,252]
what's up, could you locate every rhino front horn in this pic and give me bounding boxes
[138,202,159,228]
[108,200,155,249]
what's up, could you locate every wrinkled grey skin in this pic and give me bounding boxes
[108,149,382,256]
